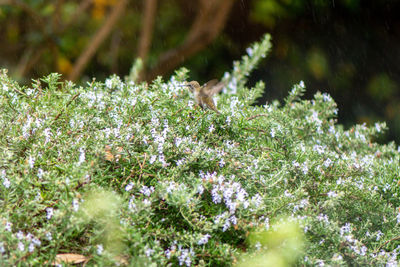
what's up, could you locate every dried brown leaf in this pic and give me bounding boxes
[53,253,87,265]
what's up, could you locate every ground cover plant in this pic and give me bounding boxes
[1,34,400,266]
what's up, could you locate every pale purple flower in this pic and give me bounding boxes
[5,222,12,231]
[125,182,134,192]
[197,234,211,245]
[2,177,10,188]
[46,207,54,220]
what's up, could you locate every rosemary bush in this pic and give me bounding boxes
[1,34,400,266]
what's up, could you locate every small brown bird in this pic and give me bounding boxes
[186,79,225,113]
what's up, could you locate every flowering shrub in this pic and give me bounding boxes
[1,34,400,265]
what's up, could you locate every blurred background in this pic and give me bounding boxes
[1,0,399,142]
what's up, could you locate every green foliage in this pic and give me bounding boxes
[1,34,400,266]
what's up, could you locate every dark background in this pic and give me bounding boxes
[1,0,399,142]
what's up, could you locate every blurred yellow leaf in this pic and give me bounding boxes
[307,48,329,80]
[57,56,73,75]
[92,0,117,20]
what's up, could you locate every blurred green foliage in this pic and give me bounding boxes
[237,218,304,267]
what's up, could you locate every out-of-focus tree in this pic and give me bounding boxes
[0,0,234,83]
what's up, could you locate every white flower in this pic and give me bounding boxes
[317,214,329,223]
[302,163,309,175]
[376,230,383,241]
[264,217,270,230]
[375,123,382,133]
[323,158,332,168]
[322,93,332,102]
[219,158,225,167]
[149,155,157,164]
[72,199,79,212]
[165,249,172,259]
[140,186,154,197]
[96,244,104,255]
[226,116,231,125]
[16,231,24,239]
[270,128,275,138]
[105,79,113,89]
[125,182,134,192]
[45,232,52,241]
[128,197,136,210]
[211,187,222,204]
[197,234,211,245]
[360,245,367,256]
[18,242,25,251]
[208,124,215,133]
[143,199,151,206]
[177,248,193,267]
[5,222,12,231]
[28,156,35,169]
[222,220,231,232]
[246,47,253,56]
[145,248,154,257]
[43,128,52,144]
[32,238,41,247]
[284,190,293,198]
[37,168,44,179]
[340,223,351,236]
[327,191,338,198]
[197,185,204,195]
[46,207,54,220]
[176,158,186,166]
[2,178,10,188]
[78,148,85,165]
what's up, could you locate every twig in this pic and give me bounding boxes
[243,127,267,133]
[68,0,129,81]
[137,153,147,181]
[375,235,400,253]
[1,0,45,27]
[73,175,91,191]
[51,0,64,30]
[53,92,80,122]
[144,0,234,81]
[137,0,158,66]
[12,86,27,96]
[173,107,184,116]
[247,114,269,121]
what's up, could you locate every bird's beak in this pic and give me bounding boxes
[179,83,194,92]
[178,82,189,87]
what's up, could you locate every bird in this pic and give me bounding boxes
[185,79,225,113]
